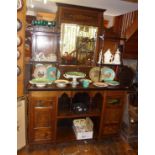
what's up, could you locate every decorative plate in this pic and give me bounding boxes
[17,19,22,31]
[33,65,47,79]
[47,67,61,81]
[89,67,100,82]
[93,82,108,87]
[100,67,115,81]
[17,66,21,76]
[17,0,23,11]
[17,36,22,47]
[105,80,120,86]
[17,49,20,59]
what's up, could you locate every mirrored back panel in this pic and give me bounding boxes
[60,23,98,65]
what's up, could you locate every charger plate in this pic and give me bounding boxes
[89,67,115,82]
[93,82,108,87]
[105,80,120,86]
[101,67,115,81]
[33,65,47,78]
[89,67,100,82]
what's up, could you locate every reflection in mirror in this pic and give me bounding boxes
[60,23,98,65]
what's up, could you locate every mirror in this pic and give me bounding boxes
[60,23,98,65]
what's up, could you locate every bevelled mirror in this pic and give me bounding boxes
[60,23,98,65]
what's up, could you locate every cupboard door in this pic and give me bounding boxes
[104,108,122,124]
[101,91,126,136]
[31,32,59,62]
[28,97,56,144]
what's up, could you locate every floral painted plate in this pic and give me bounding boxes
[105,80,120,86]
[47,67,61,81]
[89,67,100,82]
[101,67,115,81]
[33,65,47,78]
[93,82,108,87]
[89,67,115,82]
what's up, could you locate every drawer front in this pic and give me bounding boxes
[102,125,119,135]
[32,97,56,108]
[34,108,54,127]
[106,97,123,107]
[33,128,54,142]
[104,108,122,124]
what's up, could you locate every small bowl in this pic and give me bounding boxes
[80,79,92,83]
[55,79,69,88]
[35,83,46,88]
[29,78,52,88]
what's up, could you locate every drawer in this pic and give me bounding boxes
[30,97,56,107]
[102,125,119,135]
[104,108,122,124]
[33,128,54,141]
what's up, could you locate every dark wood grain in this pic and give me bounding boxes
[18,138,137,155]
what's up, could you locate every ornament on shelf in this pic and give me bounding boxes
[97,49,103,64]
[113,48,121,64]
[103,49,114,64]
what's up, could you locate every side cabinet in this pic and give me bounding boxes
[28,96,56,144]
[100,91,126,136]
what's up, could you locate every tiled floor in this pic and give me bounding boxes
[18,138,137,155]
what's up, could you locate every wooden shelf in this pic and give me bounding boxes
[57,109,101,119]
[56,126,76,142]
[56,125,98,142]
[96,63,123,66]
[29,60,59,64]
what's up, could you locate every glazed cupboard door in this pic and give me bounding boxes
[101,91,126,136]
[28,96,56,144]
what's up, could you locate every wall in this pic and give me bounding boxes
[104,15,115,28]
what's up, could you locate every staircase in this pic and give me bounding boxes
[111,10,138,59]
[121,10,138,40]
